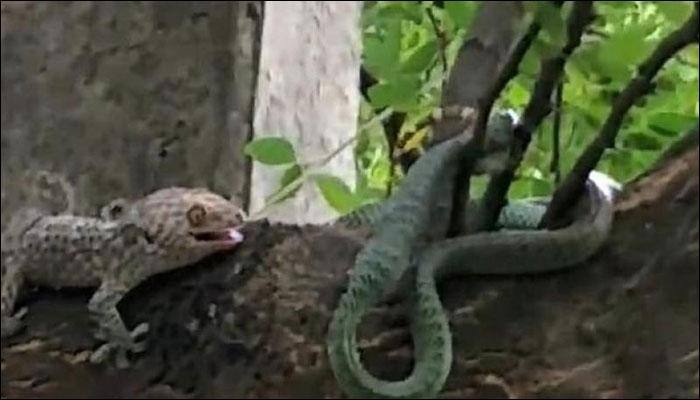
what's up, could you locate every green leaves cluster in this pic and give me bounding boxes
[244,137,367,215]
[504,1,698,193]
[246,1,698,216]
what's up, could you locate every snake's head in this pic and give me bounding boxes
[130,187,246,265]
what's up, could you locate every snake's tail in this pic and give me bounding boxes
[327,271,452,398]
[327,224,456,399]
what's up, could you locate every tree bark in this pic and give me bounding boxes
[249,1,363,225]
[3,144,698,399]
[0,1,260,223]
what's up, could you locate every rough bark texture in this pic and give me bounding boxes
[2,144,698,399]
[249,1,362,225]
[1,1,261,223]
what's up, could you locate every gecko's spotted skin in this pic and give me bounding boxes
[1,187,246,368]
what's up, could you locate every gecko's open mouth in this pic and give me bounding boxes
[191,227,245,245]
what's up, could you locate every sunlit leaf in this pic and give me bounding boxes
[400,39,438,73]
[621,131,663,151]
[648,112,698,137]
[367,76,422,111]
[313,174,364,214]
[534,2,566,48]
[264,164,304,205]
[597,24,655,80]
[375,2,424,25]
[363,18,402,79]
[655,1,693,24]
[244,137,296,165]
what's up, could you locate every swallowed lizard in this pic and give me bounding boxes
[1,187,246,368]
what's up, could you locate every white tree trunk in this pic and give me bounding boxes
[249,1,363,225]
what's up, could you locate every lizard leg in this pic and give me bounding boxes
[1,261,28,339]
[87,280,149,368]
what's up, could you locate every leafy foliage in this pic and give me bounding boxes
[246,1,698,217]
[244,137,297,165]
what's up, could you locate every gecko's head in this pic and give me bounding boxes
[134,187,246,263]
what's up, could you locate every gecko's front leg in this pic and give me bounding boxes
[88,279,149,369]
[1,261,28,339]
[2,208,47,339]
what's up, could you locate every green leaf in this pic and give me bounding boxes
[363,18,402,79]
[508,176,554,199]
[503,79,531,108]
[264,164,305,206]
[375,2,424,25]
[367,76,422,111]
[269,164,303,203]
[444,1,477,29]
[597,24,654,80]
[534,2,566,48]
[244,137,296,165]
[648,112,697,137]
[621,132,663,151]
[280,163,302,186]
[655,1,693,24]
[313,174,363,214]
[400,39,438,73]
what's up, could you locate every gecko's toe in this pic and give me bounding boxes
[130,322,149,338]
[89,342,115,364]
[89,329,148,368]
[91,344,131,369]
[131,340,148,354]
[115,349,131,369]
[128,322,150,353]
[1,308,28,339]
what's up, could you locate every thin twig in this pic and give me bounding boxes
[302,107,394,169]
[540,2,700,228]
[550,81,563,184]
[425,5,448,83]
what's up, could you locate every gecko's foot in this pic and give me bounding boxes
[89,322,150,368]
[1,307,28,339]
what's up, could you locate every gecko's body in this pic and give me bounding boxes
[1,187,245,367]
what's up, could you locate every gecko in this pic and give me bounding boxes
[1,187,246,368]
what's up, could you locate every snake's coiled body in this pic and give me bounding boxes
[327,119,618,398]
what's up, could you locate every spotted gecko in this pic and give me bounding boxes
[1,187,246,368]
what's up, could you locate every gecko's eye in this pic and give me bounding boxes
[110,204,123,217]
[187,204,207,227]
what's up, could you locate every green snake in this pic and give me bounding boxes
[326,111,619,398]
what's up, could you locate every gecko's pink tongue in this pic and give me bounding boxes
[228,228,244,243]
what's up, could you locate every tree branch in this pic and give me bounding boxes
[447,15,542,236]
[470,1,595,233]
[539,3,700,229]
[471,21,542,146]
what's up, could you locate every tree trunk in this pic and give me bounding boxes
[1,1,260,222]
[249,1,363,225]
